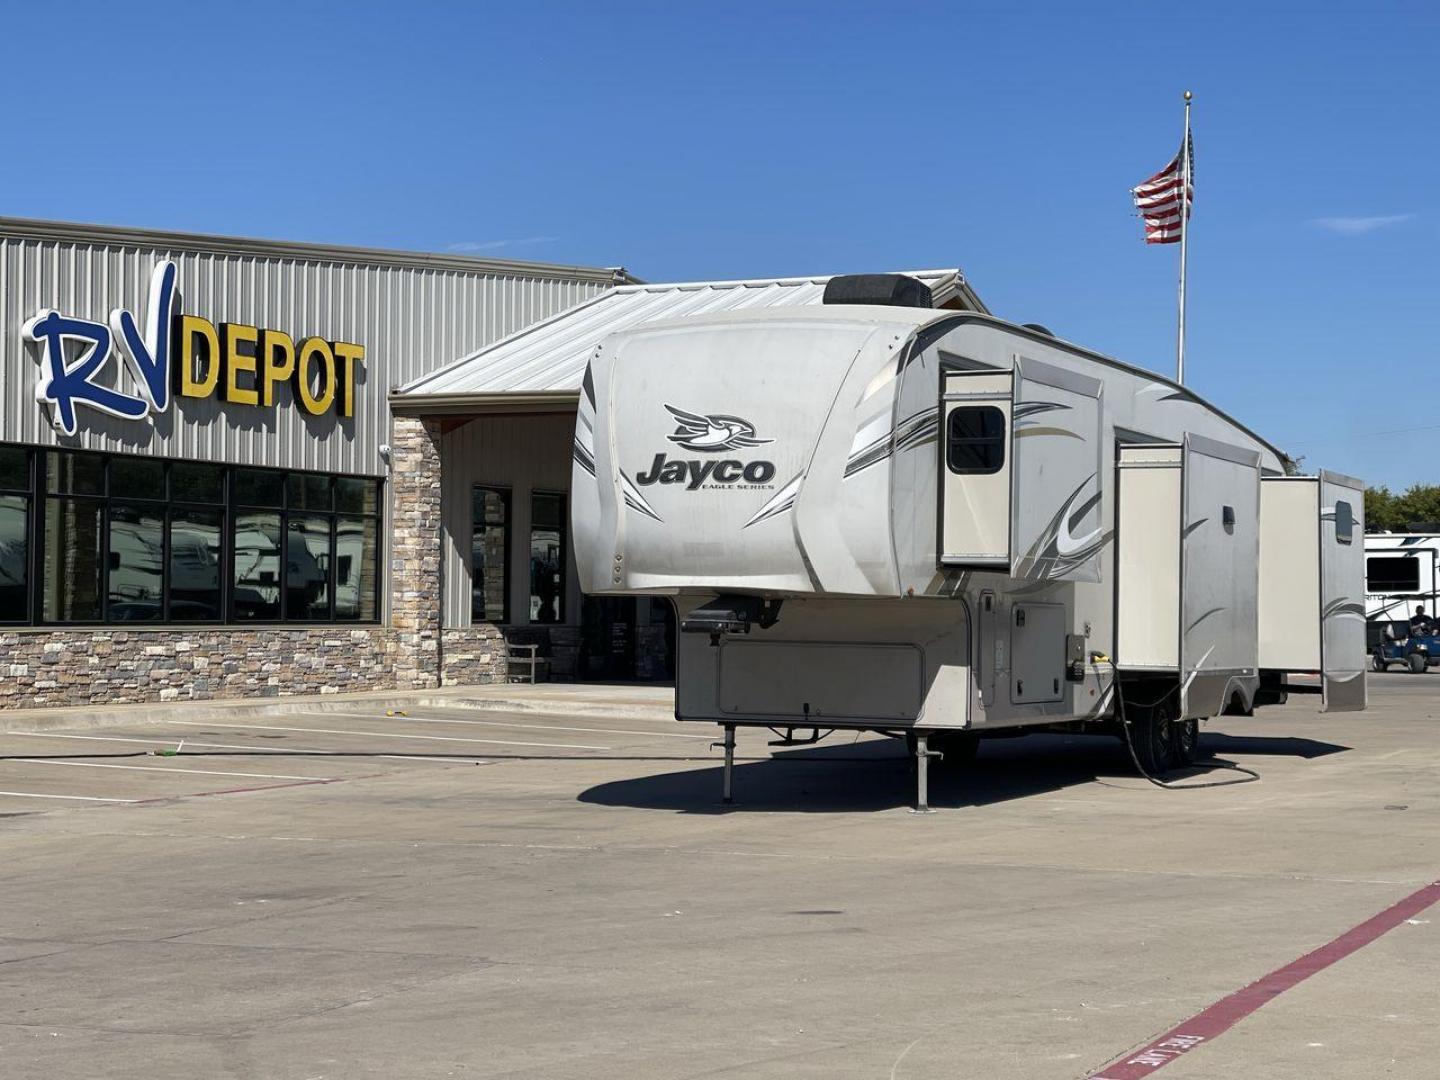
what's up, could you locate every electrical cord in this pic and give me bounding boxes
[1114,676,1260,790]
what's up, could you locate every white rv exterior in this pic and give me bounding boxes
[1364,533,1440,628]
[571,287,1367,797]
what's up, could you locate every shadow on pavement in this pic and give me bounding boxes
[1204,732,1351,759]
[577,730,1354,814]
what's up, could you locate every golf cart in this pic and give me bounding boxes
[1371,619,1439,673]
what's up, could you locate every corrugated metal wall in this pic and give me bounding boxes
[440,413,579,628]
[0,230,610,476]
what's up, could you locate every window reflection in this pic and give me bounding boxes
[472,488,509,623]
[107,504,165,621]
[43,498,103,622]
[232,511,282,621]
[169,507,223,621]
[530,493,565,624]
[286,514,332,619]
[0,495,27,622]
[335,516,377,620]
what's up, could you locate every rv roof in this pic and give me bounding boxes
[392,268,981,402]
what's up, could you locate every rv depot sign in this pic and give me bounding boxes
[21,260,364,436]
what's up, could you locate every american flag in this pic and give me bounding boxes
[1132,133,1194,244]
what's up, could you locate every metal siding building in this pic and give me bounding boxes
[0,218,621,476]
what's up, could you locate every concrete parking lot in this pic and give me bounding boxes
[0,676,1436,1079]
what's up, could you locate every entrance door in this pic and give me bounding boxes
[582,595,636,680]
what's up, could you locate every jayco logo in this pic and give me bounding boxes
[21,261,364,437]
[635,404,777,489]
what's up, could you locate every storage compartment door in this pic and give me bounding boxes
[1179,436,1261,718]
[719,641,924,721]
[1010,602,1066,704]
[1115,445,1181,668]
[1319,472,1367,711]
[1010,358,1104,584]
[940,371,1012,567]
[1258,478,1321,670]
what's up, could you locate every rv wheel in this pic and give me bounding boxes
[1128,698,1174,778]
[1171,718,1200,768]
[1408,652,1428,674]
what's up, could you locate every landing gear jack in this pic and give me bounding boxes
[714,723,737,805]
[906,731,942,814]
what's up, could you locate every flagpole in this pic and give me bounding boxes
[1175,90,1192,384]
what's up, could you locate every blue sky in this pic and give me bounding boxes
[3,2,1435,487]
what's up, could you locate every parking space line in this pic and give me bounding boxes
[11,759,329,782]
[8,732,343,754]
[7,732,495,766]
[0,790,137,803]
[163,719,611,751]
[337,711,712,740]
[1087,877,1440,1078]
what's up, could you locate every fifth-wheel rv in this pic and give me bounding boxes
[571,274,1367,808]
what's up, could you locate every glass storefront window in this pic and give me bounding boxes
[472,487,509,623]
[42,497,104,622]
[6,447,380,626]
[0,495,28,622]
[286,514,332,620]
[110,458,165,500]
[0,447,29,491]
[46,451,104,496]
[232,510,282,621]
[107,503,165,621]
[335,477,379,515]
[530,493,565,624]
[235,469,285,507]
[169,507,223,621]
[171,463,225,504]
[335,516,377,621]
[287,474,333,511]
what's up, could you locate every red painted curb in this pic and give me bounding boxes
[1089,878,1440,1078]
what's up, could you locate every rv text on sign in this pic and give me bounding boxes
[22,260,364,436]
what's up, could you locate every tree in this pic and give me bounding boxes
[1396,484,1440,529]
[1365,484,1440,532]
[1366,486,1403,532]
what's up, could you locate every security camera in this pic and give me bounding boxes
[378,444,392,458]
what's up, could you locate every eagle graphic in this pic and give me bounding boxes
[664,404,774,453]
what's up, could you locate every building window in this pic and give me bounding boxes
[0,447,32,623]
[946,406,1006,475]
[2,444,381,626]
[472,487,510,623]
[1367,556,1420,593]
[530,492,566,624]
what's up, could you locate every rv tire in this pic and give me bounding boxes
[1127,696,1175,778]
[1171,717,1200,768]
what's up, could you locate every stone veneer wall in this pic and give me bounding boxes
[0,416,508,710]
[0,629,393,708]
[388,415,445,690]
[440,626,507,687]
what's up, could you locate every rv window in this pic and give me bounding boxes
[1367,555,1420,593]
[1334,500,1354,544]
[946,406,1006,475]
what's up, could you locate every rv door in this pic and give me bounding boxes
[1319,472,1367,711]
[939,370,1012,567]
